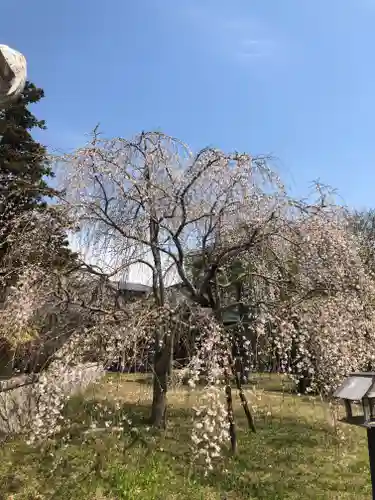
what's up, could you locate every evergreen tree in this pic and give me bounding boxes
[0,81,76,287]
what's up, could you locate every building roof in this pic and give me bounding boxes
[112,281,243,324]
[117,282,153,293]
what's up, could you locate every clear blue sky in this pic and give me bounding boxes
[3,0,375,208]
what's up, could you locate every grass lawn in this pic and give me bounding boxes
[0,373,373,499]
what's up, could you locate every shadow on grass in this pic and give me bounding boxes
[0,389,371,500]
[191,414,370,499]
[110,371,297,396]
[246,373,296,394]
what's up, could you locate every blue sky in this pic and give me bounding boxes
[3,0,375,208]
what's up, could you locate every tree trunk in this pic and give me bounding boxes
[150,328,171,428]
[230,281,256,433]
[147,189,169,425]
[233,365,256,432]
[225,373,237,454]
[297,372,312,395]
[150,368,168,428]
[0,344,13,379]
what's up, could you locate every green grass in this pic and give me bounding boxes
[0,373,372,499]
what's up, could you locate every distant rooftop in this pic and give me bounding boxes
[117,282,152,293]
[111,280,242,324]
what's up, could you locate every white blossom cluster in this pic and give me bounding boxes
[184,312,231,469]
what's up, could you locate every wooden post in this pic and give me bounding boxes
[344,400,352,419]
[367,426,375,500]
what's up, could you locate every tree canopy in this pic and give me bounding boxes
[0,81,76,292]
[3,129,375,464]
